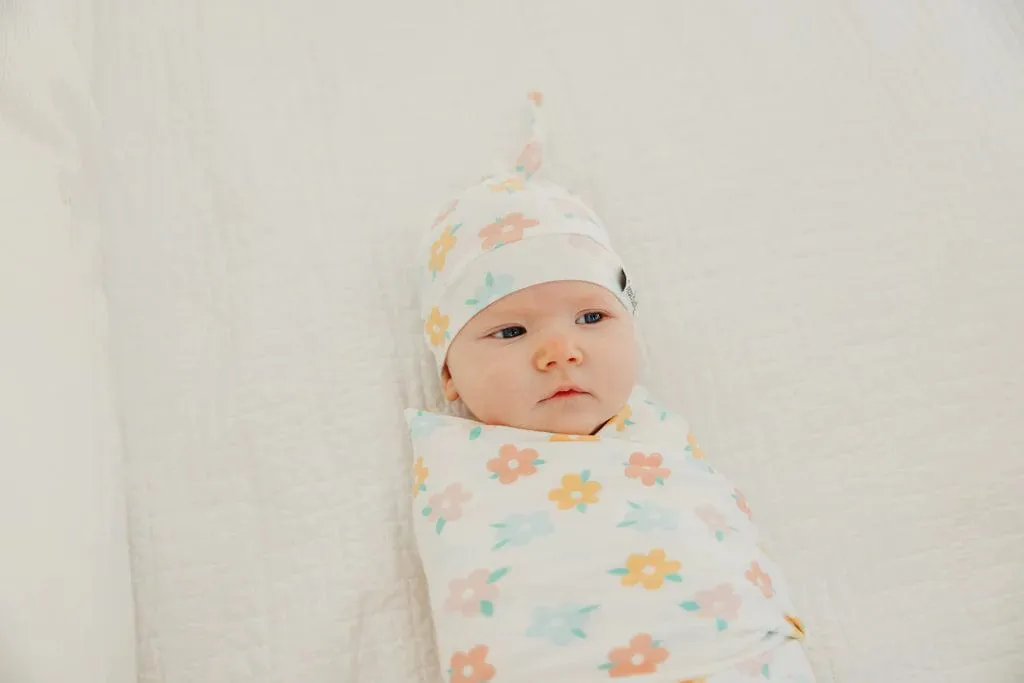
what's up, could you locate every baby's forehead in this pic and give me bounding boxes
[475,280,616,318]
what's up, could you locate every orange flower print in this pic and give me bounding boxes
[527,90,544,106]
[425,307,449,347]
[608,404,634,431]
[486,176,524,193]
[431,198,458,230]
[733,488,753,520]
[478,212,540,250]
[686,432,706,460]
[609,548,683,590]
[423,483,472,534]
[548,471,601,512]
[449,645,495,683]
[549,433,600,442]
[412,456,428,498]
[599,633,670,678]
[428,224,458,277]
[744,561,775,599]
[487,444,544,484]
[625,452,671,487]
[785,614,806,641]
[515,140,543,178]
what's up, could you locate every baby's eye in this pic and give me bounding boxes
[492,326,527,339]
[576,311,604,325]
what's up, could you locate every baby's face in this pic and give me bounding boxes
[443,280,637,435]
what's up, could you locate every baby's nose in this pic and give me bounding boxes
[533,335,583,370]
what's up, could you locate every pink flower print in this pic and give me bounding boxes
[423,483,472,534]
[444,567,509,617]
[478,212,540,250]
[624,452,671,487]
[680,583,742,631]
[735,649,774,679]
[744,561,775,599]
[733,488,753,520]
[568,234,603,255]
[695,504,733,541]
[515,140,543,178]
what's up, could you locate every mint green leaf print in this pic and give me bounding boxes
[435,518,446,534]
[617,520,637,527]
[485,272,494,287]
[571,628,586,639]
[716,618,729,631]
[492,539,511,551]
[598,663,613,671]
[575,503,587,513]
[487,567,511,583]
[480,600,494,617]
[421,507,432,517]
[450,222,462,234]
[580,469,591,482]
[665,573,683,582]
[627,501,641,510]
[579,605,600,613]
[464,298,479,306]
[762,664,771,678]
[681,601,700,611]
[533,459,545,465]
[608,568,630,576]
[490,522,506,528]
[489,473,499,479]
[469,426,482,440]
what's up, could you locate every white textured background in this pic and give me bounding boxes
[5,1,1023,682]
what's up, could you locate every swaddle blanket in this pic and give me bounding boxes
[406,386,810,682]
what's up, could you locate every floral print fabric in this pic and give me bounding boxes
[407,385,814,681]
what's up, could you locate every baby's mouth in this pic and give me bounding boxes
[541,385,590,402]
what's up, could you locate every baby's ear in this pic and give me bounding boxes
[441,365,460,402]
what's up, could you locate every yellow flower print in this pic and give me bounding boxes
[785,614,806,641]
[608,404,634,432]
[548,471,601,512]
[687,432,706,459]
[425,307,449,347]
[486,176,524,193]
[412,456,428,498]
[428,225,457,277]
[609,548,682,590]
[549,433,600,442]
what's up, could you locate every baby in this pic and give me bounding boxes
[407,94,814,683]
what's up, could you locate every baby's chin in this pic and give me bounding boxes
[513,403,613,436]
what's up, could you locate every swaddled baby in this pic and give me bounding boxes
[406,93,814,683]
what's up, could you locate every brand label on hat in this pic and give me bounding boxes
[619,268,638,315]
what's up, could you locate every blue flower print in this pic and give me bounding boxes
[525,603,600,645]
[490,511,553,551]
[464,272,515,311]
[408,410,444,439]
[616,501,680,532]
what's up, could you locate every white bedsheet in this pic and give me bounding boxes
[1,3,135,682]
[90,2,1024,682]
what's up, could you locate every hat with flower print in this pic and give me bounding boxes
[419,92,636,372]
